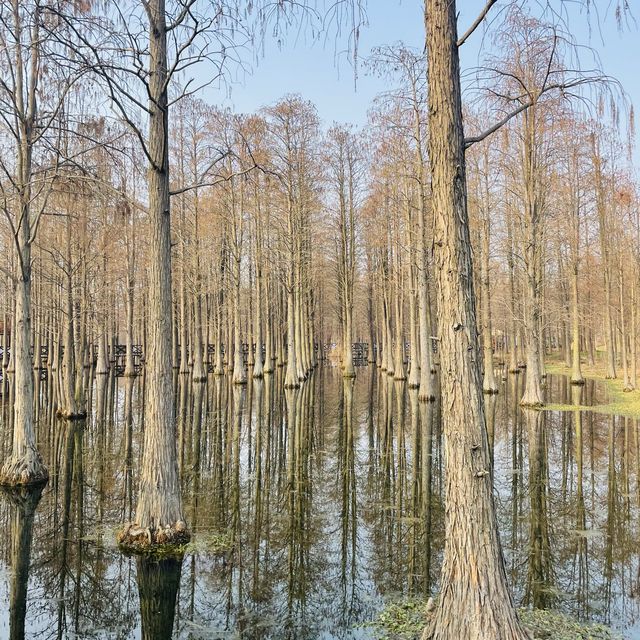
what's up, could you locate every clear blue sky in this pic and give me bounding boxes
[204,1,638,144]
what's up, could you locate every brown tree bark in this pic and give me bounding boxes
[118,0,188,549]
[422,1,528,638]
[592,134,617,379]
[0,0,48,486]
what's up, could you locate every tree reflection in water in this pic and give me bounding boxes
[0,369,636,638]
[3,483,44,640]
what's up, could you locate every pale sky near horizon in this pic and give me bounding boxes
[199,0,639,161]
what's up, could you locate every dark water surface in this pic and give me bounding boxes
[0,367,638,639]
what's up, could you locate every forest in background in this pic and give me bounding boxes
[0,1,636,639]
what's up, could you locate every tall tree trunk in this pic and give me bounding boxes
[191,199,206,382]
[60,208,82,419]
[1,116,47,485]
[393,282,406,380]
[619,260,633,391]
[295,278,306,381]
[179,266,189,375]
[632,276,637,389]
[232,267,246,385]
[570,263,584,385]
[412,78,435,401]
[481,214,497,394]
[593,136,616,379]
[520,106,544,407]
[253,283,264,378]
[118,0,188,548]
[124,263,136,377]
[343,302,355,378]
[253,221,264,378]
[263,279,274,374]
[505,203,520,374]
[408,200,420,388]
[284,289,299,388]
[423,1,528,638]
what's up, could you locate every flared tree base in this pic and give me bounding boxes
[0,449,48,487]
[423,606,531,640]
[118,520,191,553]
[56,408,88,421]
[483,387,499,395]
[520,400,544,409]
[0,481,44,510]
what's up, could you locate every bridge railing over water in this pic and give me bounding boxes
[0,341,377,377]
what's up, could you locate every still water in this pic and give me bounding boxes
[0,368,637,639]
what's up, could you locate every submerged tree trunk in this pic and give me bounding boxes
[632,277,638,389]
[124,274,136,377]
[124,197,137,378]
[619,260,633,391]
[0,8,48,485]
[118,0,188,549]
[593,136,616,379]
[570,262,584,384]
[1,209,47,486]
[60,208,83,420]
[253,223,264,378]
[423,1,528,638]
[191,201,206,383]
[520,107,544,408]
[263,279,274,374]
[232,293,246,385]
[480,209,497,394]
[284,289,299,388]
[407,195,420,389]
[343,304,355,378]
[505,203,520,374]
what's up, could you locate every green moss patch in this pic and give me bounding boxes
[545,360,640,419]
[183,530,234,556]
[520,609,623,640]
[367,598,427,639]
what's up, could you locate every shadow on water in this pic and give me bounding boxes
[0,366,637,638]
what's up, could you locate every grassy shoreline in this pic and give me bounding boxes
[369,598,624,639]
[543,358,640,419]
